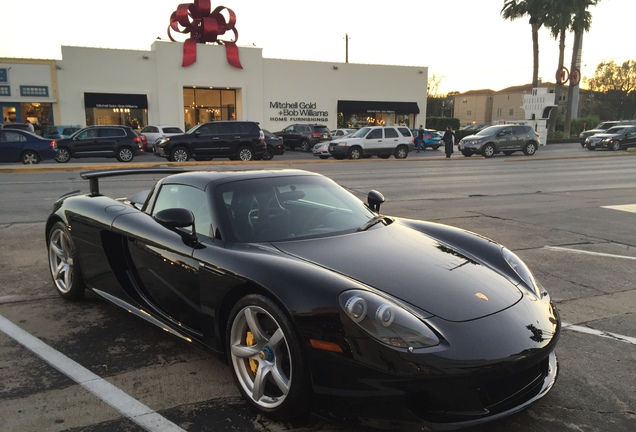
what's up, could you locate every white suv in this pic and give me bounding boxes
[328,126,413,160]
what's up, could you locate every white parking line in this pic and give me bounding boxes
[601,204,636,213]
[544,246,636,260]
[0,314,186,432]
[561,322,636,346]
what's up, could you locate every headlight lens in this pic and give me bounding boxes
[502,248,541,297]
[339,290,440,349]
[337,141,348,146]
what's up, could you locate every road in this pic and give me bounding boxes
[1,143,635,432]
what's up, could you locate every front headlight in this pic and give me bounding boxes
[501,248,542,297]
[337,141,348,146]
[339,290,440,349]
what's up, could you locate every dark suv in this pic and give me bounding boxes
[155,121,266,162]
[458,124,540,158]
[55,125,143,163]
[274,124,331,152]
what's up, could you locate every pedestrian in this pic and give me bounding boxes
[416,125,425,152]
[25,119,35,133]
[442,126,455,158]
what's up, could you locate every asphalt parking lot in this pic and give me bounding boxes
[1,142,635,432]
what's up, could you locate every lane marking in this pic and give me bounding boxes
[0,314,186,432]
[562,322,636,346]
[602,204,636,213]
[544,245,636,260]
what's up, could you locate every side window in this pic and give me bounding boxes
[98,128,124,138]
[217,122,236,134]
[367,128,383,139]
[78,129,97,139]
[397,127,411,137]
[384,128,398,138]
[152,184,212,237]
[284,125,295,133]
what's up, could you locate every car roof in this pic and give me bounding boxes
[161,169,322,190]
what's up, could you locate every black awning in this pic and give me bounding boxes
[337,100,420,114]
[84,93,148,109]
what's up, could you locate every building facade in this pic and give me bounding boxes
[2,41,428,133]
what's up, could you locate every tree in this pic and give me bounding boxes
[563,0,598,136]
[584,60,636,119]
[501,0,550,88]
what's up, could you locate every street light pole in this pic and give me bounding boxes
[345,33,350,63]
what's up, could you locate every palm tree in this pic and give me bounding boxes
[501,0,550,88]
[564,0,598,136]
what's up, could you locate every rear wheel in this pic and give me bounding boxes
[261,146,274,160]
[482,143,496,158]
[227,294,309,420]
[394,145,408,159]
[171,146,190,162]
[47,221,85,301]
[22,150,40,164]
[319,155,329,160]
[523,142,537,156]
[116,147,134,162]
[55,147,71,163]
[237,146,255,161]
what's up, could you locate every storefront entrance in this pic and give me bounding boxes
[337,100,420,129]
[183,87,237,131]
[84,92,148,130]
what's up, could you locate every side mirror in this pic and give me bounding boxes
[367,190,385,212]
[154,208,195,229]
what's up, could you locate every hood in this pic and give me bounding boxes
[274,222,522,322]
[591,132,621,139]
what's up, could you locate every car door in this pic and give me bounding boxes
[382,127,401,155]
[495,126,515,151]
[190,122,221,158]
[624,127,636,148]
[123,183,208,331]
[278,125,301,147]
[71,128,115,157]
[0,130,23,162]
[363,127,384,155]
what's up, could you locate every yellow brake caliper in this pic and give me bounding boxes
[246,331,258,374]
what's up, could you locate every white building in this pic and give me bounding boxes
[2,41,428,133]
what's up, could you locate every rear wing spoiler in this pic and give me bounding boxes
[80,168,189,195]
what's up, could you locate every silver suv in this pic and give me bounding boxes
[458,124,540,158]
[328,126,413,160]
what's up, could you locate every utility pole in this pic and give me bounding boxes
[345,34,350,63]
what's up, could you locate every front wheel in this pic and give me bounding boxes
[55,147,71,163]
[611,141,621,151]
[116,147,134,162]
[170,146,190,162]
[394,145,408,159]
[348,147,362,159]
[523,142,537,156]
[227,294,309,420]
[47,221,85,301]
[22,150,40,164]
[482,143,496,158]
[237,146,255,161]
[299,141,311,152]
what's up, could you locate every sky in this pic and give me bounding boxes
[1,0,634,94]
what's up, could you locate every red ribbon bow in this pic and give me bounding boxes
[168,1,242,69]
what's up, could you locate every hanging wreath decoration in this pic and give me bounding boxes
[168,1,242,69]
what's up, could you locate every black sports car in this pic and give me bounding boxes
[46,168,560,431]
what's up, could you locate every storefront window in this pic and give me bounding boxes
[183,87,236,131]
[85,107,147,130]
[338,112,415,129]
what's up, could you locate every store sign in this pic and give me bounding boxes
[268,101,329,123]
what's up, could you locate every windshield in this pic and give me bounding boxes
[351,127,372,138]
[475,126,502,136]
[605,126,627,134]
[217,175,378,242]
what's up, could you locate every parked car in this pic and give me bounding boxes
[0,129,57,164]
[258,129,285,160]
[154,121,266,162]
[578,121,633,147]
[54,125,143,163]
[139,125,184,149]
[43,125,81,140]
[411,128,443,150]
[458,124,540,158]
[46,167,560,430]
[585,125,636,151]
[330,128,356,138]
[274,124,332,152]
[328,125,413,160]
[0,122,32,133]
[312,141,331,159]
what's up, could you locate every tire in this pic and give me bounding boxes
[261,146,274,160]
[227,294,309,420]
[237,146,255,161]
[116,146,134,162]
[22,150,40,164]
[611,141,621,151]
[299,141,311,152]
[55,147,71,163]
[482,143,496,158]
[523,142,537,156]
[348,146,362,159]
[580,142,586,148]
[47,221,85,301]
[394,145,408,159]
[170,146,190,162]
[461,150,473,157]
